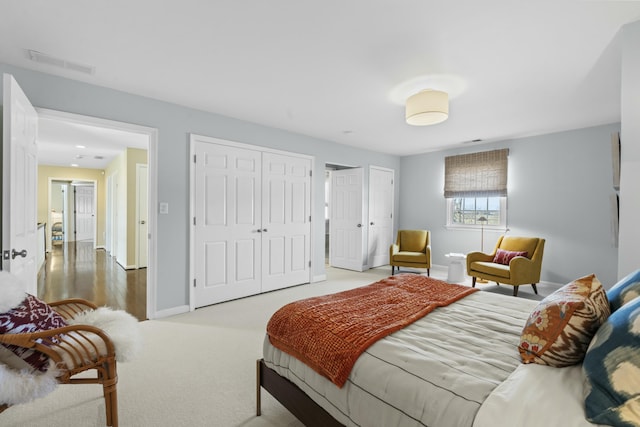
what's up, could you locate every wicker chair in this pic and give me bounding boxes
[0,298,119,427]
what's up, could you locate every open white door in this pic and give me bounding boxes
[368,166,394,268]
[330,167,365,271]
[137,164,148,268]
[2,74,39,294]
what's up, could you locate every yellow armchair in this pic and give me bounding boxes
[466,236,545,297]
[390,230,431,276]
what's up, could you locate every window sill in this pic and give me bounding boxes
[445,225,508,232]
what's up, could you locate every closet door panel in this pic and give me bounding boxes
[194,142,261,307]
[261,152,311,292]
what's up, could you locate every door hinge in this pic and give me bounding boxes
[193,217,196,226]
[193,279,196,288]
[193,154,197,163]
[309,215,311,222]
[309,170,312,177]
[391,179,394,185]
[309,260,311,267]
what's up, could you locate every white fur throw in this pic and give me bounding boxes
[67,307,142,363]
[0,362,59,405]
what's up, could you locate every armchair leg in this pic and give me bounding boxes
[472,277,477,288]
[513,286,519,297]
[531,284,538,295]
[391,266,395,275]
[427,268,430,277]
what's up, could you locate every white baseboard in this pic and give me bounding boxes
[151,305,190,319]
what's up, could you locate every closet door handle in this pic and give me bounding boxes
[357,224,362,228]
[12,249,27,259]
[262,229,268,232]
[256,229,262,233]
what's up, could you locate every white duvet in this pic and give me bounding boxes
[264,290,603,427]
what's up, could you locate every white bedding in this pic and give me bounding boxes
[264,290,598,426]
[475,363,604,427]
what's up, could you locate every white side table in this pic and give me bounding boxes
[445,253,467,283]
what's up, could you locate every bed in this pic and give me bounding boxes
[256,273,633,427]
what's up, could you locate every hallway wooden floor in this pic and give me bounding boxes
[37,241,147,321]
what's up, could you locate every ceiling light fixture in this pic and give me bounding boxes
[405,89,449,126]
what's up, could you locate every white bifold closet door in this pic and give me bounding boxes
[192,137,311,308]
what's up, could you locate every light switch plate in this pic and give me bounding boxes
[159,202,169,214]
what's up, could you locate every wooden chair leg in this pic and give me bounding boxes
[472,277,477,288]
[513,286,519,297]
[391,266,395,275]
[102,360,118,427]
[531,283,538,295]
[427,268,430,277]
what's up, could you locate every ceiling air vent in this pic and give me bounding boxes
[27,50,95,75]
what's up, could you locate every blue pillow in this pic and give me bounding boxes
[607,269,640,312]
[583,296,640,426]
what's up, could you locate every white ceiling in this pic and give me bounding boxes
[37,116,149,169]
[2,1,640,162]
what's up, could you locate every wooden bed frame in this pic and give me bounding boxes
[256,359,344,427]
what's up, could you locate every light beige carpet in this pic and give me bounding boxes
[1,266,551,427]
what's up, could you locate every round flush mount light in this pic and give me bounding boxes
[405,89,449,126]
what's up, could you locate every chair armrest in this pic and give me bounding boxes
[49,299,98,320]
[0,323,115,372]
[390,243,399,257]
[467,251,493,263]
[509,256,542,284]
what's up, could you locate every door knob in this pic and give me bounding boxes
[140,220,146,224]
[11,249,27,259]
[262,229,267,232]
[357,224,362,228]
[370,222,374,225]
[256,229,262,233]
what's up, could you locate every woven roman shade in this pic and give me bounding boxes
[444,149,509,198]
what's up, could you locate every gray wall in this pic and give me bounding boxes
[399,124,620,288]
[0,63,400,313]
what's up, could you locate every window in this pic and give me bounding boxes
[447,196,506,228]
[444,149,509,228]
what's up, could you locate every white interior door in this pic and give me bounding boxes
[193,141,262,307]
[137,164,148,268]
[330,167,365,271]
[368,166,394,268]
[2,74,38,294]
[261,152,311,292]
[74,184,95,241]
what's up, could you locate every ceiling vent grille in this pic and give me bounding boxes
[27,50,95,75]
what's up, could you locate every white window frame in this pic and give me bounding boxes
[446,196,508,230]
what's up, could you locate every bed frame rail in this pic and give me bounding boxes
[256,359,344,427]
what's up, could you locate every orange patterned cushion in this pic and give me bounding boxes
[519,274,610,367]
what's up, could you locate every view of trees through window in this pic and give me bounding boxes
[451,197,502,226]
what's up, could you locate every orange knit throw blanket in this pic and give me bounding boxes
[267,274,478,388]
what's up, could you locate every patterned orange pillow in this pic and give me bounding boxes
[519,274,610,367]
